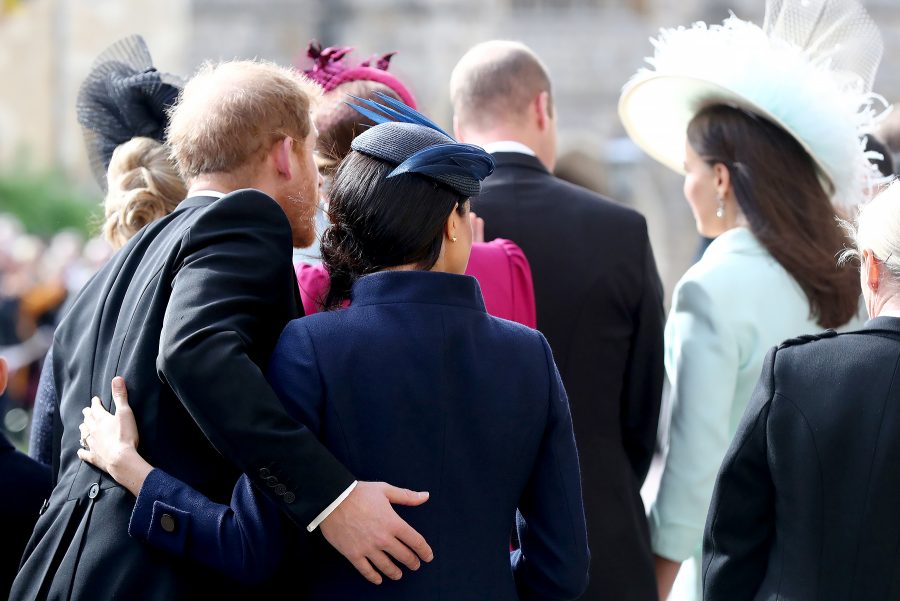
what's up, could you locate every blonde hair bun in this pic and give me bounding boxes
[103,137,186,249]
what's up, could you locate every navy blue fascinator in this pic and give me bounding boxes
[76,35,184,190]
[347,93,494,197]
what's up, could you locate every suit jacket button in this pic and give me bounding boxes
[274,484,286,496]
[283,492,295,504]
[266,476,279,487]
[160,514,176,533]
[259,468,271,479]
[88,484,100,499]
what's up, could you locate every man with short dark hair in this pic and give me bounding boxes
[451,40,665,601]
[12,60,431,600]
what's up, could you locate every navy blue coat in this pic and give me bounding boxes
[129,270,589,600]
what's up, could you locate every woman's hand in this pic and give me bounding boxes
[78,376,153,496]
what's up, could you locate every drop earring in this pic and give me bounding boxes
[716,195,725,219]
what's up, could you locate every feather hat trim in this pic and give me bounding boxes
[347,93,494,197]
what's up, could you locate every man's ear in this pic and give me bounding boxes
[273,137,294,180]
[535,91,552,131]
[0,357,8,396]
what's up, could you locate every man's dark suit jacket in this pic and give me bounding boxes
[704,317,900,601]
[10,191,354,601]
[473,152,665,601]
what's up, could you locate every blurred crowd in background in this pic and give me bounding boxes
[0,217,112,444]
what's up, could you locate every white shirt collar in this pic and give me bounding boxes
[189,189,227,200]
[482,141,537,157]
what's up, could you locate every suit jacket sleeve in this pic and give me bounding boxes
[650,277,740,561]
[512,333,590,601]
[702,347,776,600]
[158,190,354,528]
[620,221,665,484]
[128,469,287,584]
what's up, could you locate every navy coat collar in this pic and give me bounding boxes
[351,270,486,313]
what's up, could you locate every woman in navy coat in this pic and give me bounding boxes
[77,96,590,600]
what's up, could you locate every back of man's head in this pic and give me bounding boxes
[450,40,552,134]
[167,60,321,182]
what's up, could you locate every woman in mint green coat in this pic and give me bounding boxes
[618,1,885,597]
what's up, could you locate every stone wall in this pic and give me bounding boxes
[2,0,900,298]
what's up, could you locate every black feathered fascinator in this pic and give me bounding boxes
[76,35,184,190]
[347,93,494,197]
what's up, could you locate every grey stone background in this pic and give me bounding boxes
[2,0,899,300]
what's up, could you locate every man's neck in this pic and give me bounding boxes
[187,173,259,198]
[458,128,550,170]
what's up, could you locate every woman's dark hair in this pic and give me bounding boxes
[687,104,859,329]
[320,151,468,309]
[315,81,402,177]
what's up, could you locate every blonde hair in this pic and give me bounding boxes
[841,179,900,280]
[167,60,321,180]
[104,137,186,249]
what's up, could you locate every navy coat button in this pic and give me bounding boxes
[274,484,286,496]
[266,476,279,487]
[259,468,271,479]
[283,492,295,504]
[88,484,100,499]
[160,514,176,533]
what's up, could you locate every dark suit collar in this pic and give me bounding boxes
[351,270,486,313]
[864,315,900,335]
[490,152,551,175]
[174,195,219,212]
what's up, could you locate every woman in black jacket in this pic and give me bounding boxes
[703,181,900,600]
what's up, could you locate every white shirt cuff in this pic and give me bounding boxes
[306,481,358,532]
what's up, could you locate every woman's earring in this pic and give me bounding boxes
[716,195,725,219]
[451,236,458,243]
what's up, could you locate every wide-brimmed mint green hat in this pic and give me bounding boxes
[618,0,889,211]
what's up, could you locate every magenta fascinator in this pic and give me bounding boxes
[302,41,418,109]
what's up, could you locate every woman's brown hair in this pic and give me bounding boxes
[314,80,403,177]
[687,104,859,328]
